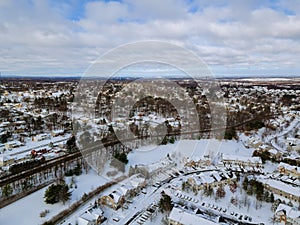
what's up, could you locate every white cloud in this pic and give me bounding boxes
[0,0,299,76]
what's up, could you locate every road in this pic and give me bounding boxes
[267,118,299,153]
[9,136,70,156]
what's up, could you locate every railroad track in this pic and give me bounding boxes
[0,151,82,187]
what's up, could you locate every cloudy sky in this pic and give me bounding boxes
[1,0,300,77]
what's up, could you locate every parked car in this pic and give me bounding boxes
[113,217,120,222]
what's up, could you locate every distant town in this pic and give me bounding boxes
[0,77,299,225]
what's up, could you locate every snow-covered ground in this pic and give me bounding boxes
[0,136,295,225]
[127,139,254,167]
[263,161,279,174]
[0,170,108,225]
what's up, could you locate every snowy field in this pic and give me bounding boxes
[0,170,108,225]
[128,139,254,167]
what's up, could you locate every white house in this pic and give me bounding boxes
[77,207,104,225]
[277,162,300,177]
[4,140,22,149]
[33,133,49,142]
[169,207,219,225]
[275,203,300,225]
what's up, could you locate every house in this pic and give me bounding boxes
[264,179,300,202]
[128,173,146,191]
[187,171,236,190]
[169,207,219,225]
[51,129,64,137]
[0,122,11,129]
[275,203,300,225]
[258,144,272,152]
[277,162,300,177]
[4,140,22,149]
[33,133,49,142]
[100,190,125,210]
[99,174,145,210]
[246,138,263,148]
[185,156,211,168]
[77,207,104,225]
[221,154,262,168]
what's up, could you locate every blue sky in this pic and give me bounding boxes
[0,0,300,77]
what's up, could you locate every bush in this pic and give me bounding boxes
[224,127,237,140]
[114,152,128,164]
[65,163,82,177]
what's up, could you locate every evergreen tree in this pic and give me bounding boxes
[44,183,71,204]
[73,162,82,176]
[159,192,173,213]
[169,136,175,144]
[243,176,248,191]
[255,181,264,201]
[270,193,275,203]
[224,127,237,140]
[44,184,60,204]
[59,184,71,205]
[2,184,13,197]
[66,135,78,153]
[161,137,168,145]
[182,182,186,191]
[264,191,270,202]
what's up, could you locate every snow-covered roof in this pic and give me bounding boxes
[109,191,122,204]
[222,154,262,164]
[276,203,300,219]
[269,149,278,155]
[211,171,222,182]
[52,129,64,134]
[199,173,215,184]
[105,174,145,204]
[265,179,300,196]
[193,176,203,186]
[78,207,103,225]
[117,185,130,196]
[169,207,218,225]
[278,162,299,173]
[128,174,145,188]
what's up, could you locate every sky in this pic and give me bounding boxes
[0,0,300,77]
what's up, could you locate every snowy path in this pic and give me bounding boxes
[267,118,299,152]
